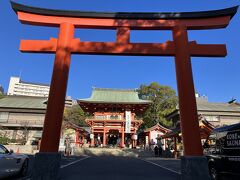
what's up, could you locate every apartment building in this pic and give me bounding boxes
[7,77,49,97]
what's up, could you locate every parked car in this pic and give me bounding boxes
[0,144,29,179]
[203,123,240,180]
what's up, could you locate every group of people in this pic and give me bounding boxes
[154,145,163,156]
[149,139,178,158]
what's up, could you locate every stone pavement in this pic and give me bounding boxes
[73,147,154,157]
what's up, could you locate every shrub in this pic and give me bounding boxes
[0,136,10,145]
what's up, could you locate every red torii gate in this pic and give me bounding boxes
[11,2,238,179]
[12,0,237,156]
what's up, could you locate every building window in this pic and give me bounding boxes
[95,115,105,120]
[110,114,120,120]
[204,115,220,122]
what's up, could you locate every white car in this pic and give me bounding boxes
[0,144,29,179]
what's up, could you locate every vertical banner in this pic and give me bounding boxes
[125,110,131,133]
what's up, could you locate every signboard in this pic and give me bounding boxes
[224,130,240,149]
[125,111,131,133]
[145,136,149,145]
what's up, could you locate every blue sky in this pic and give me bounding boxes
[0,0,240,102]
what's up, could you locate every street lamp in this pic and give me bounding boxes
[153,94,158,125]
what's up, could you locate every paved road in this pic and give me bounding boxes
[141,157,181,174]
[5,155,239,180]
[59,156,180,180]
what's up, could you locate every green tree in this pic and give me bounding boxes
[138,82,177,128]
[63,105,87,126]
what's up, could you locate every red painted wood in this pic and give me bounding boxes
[17,11,231,30]
[20,39,226,57]
[173,24,203,156]
[39,22,74,152]
[103,127,106,147]
[121,127,125,148]
[75,130,79,145]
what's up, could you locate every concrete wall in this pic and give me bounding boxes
[172,113,240,128]
[150,130,164,144]
[219,116,240,126]
[7,113,44,125]
[5,145,36,154]
[203,115,240,127]
[0,129,42,145]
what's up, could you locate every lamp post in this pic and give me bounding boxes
[153,94,158,125]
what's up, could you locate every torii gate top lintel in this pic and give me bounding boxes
[11,2,238,57]
[11,1,238,30]
[11,1,238,20]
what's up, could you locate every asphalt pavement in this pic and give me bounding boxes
[5,155,238,180]
[59,156,181,180]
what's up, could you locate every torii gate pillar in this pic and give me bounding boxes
[40,22,74,152]
[173,25,203,156]
[32,23,74,180]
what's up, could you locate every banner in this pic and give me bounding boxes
[125,111,131,133]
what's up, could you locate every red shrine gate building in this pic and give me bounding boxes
[78,88,151,148]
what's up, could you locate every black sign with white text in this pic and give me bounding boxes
[225,130,240,148]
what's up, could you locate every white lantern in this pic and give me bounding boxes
[90,134,94,139]
[132,134,138,140]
